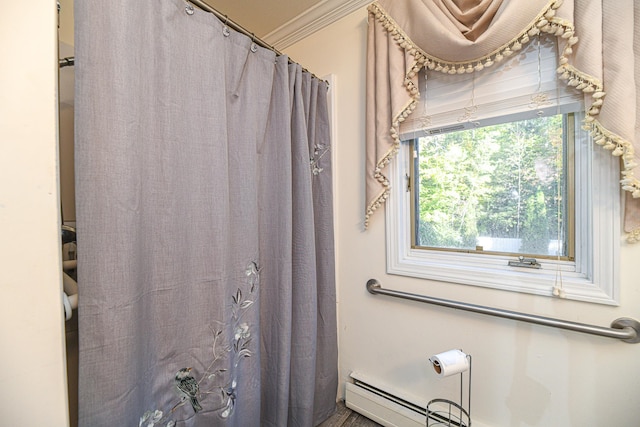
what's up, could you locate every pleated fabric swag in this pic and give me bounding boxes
[366,0,640,242]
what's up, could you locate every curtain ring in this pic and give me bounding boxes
[250,34,258,53]
[185,3,195,15]
[222,15,230,37]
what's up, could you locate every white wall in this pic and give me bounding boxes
[286,8,640,427]
[0,2,69,426]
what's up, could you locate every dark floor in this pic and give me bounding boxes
[319,401,382,427]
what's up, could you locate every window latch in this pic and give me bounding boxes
[508,256,541,269]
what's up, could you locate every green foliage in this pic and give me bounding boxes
[521,188,550,254]
[415,114,565,255]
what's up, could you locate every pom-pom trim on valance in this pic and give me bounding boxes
[366,0,640,242]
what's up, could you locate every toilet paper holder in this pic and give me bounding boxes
[427,350,472,427]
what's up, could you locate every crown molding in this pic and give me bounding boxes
[263,0,372,50]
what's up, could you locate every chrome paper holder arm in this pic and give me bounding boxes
[366,279,640,344]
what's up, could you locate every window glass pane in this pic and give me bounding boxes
[412,114,570,258]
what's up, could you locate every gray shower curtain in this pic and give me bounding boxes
[74,1,337,426]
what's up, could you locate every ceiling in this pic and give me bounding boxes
[202,0,327,38]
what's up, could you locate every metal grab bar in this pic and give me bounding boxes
[366,279,640,344]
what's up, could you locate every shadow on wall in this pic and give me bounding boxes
[505,322,552,426]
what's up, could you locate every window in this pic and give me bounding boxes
[411,112,572,260]
[386,37,620,305]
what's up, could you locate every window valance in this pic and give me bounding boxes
[365,0,640,242]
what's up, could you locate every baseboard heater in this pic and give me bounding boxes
[345,372,429,427]
[345,372,475,427]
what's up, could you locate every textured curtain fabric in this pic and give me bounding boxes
[366,0,640,242]
[75,1,337,426]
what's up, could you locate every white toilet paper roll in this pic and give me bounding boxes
[429,349,469,377]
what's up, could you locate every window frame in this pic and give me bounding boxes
[385,111,621,305]
[409,112,575,261]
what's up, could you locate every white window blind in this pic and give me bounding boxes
[400,36,584,138]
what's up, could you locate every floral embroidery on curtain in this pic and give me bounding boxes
[138,261,260,427]
[365,0,640,242]
[311,143,330,175]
